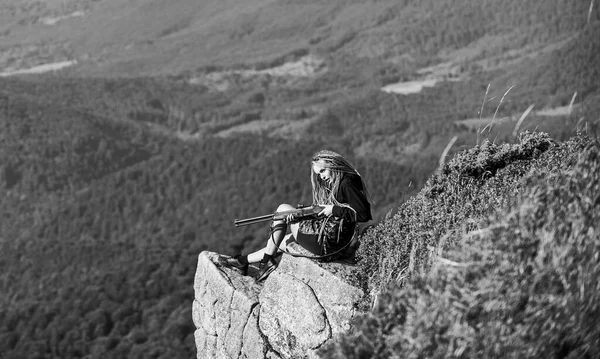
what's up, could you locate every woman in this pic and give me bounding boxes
[220,150,372,282]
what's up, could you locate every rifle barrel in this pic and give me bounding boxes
[234,214,273,227]
[234,205,323,227]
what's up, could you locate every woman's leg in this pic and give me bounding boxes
[220,204,300,278]
[246,233,292,263]
[246,204,296,263]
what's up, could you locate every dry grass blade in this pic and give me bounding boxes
[481,121,494,134]
[493,85,515,121]
[439,135,458,167]
[513,104,535,136]
[568,92,578,115]
[480,84,490,120]
[576,117,587,133]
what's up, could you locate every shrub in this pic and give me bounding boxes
[327,132,600,358]
[355,131,566,296]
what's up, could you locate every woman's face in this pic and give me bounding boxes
[312,161,332,185]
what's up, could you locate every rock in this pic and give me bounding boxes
[192,248,364,359]
[259,271,331,358]
[193,251,262,359]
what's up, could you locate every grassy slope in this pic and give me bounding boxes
[323,131,600,358]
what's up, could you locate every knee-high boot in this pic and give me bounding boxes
[256,221,286,281]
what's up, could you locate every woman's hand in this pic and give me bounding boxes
[285,213,299,223]
[318,205,334,217]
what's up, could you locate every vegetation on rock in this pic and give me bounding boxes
[323,132,600,358]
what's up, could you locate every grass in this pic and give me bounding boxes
[512,104,535,136]
[320,131,600,358]
[492,85,514,122]
[438,135,458,167]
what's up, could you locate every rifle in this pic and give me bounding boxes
[234,205,324,227]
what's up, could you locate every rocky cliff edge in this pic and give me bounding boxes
[192,245,364,359]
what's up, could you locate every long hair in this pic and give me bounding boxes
[310,150,372,214]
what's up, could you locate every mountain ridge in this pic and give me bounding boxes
[1,0,597,76]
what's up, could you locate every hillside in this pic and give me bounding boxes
[1,0,599,358]
[322,131,600,358]
[1,0,597,77]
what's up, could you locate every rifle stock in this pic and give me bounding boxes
[234,205,324,227]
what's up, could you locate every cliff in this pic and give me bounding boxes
[192,246,364,359]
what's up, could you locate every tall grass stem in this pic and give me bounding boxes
[493,85,514,121]
[568,92,578,115]
[480,84,490,120]
[439,136,458,167]
[481,121,494,135]
[513,104,535,136]
[576,117,588,133]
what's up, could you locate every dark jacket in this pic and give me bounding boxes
[331,174,372,223]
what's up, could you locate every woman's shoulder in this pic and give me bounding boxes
[341,173,363,189]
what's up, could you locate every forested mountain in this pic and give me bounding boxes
[0,0,599,358]
[1,0,595,76]
[0,78,412,358]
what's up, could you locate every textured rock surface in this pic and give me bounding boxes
[193,251,263,359]
[193,248,364,359]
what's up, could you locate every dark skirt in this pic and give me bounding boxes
[296,216,356,261]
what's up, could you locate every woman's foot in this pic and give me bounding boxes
[218,254,249,275]
[255,254,279,282]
